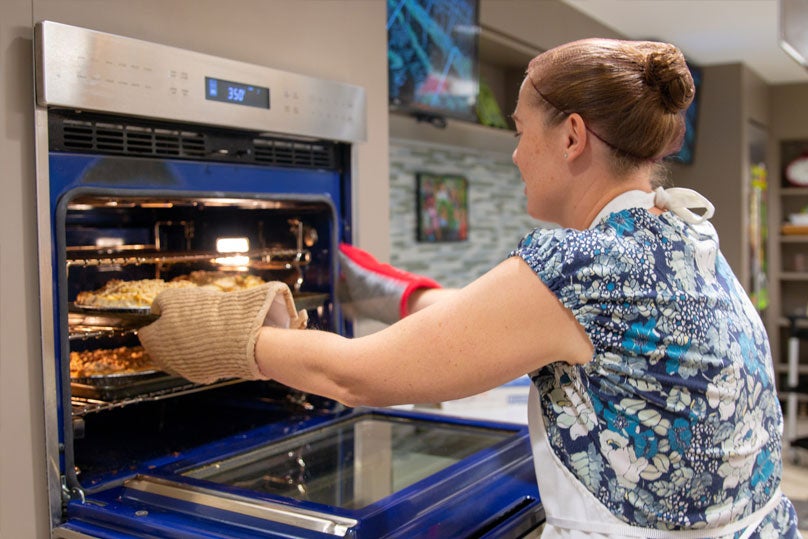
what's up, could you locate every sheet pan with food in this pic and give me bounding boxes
[68,270,324,402]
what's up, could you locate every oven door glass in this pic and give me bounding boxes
[182,413,512,509]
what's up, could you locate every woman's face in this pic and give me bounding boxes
[511,79,566,222]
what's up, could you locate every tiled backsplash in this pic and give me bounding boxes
[389,139,543,288]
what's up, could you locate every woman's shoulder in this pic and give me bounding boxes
[510,223,619,287]
[511,209,686,283]
[513,212,644,259]
[511,225,586,267]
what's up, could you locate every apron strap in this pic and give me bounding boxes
[588,188,716,230]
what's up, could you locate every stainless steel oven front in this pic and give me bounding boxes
[34,21,543,539]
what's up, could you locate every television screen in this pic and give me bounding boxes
[387,0,480,123]
[669,63,702,165]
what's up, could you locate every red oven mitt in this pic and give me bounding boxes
[338,243,440,325]
[137,282,307,384]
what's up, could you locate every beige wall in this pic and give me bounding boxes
[480,0,622,49]
[770,83,808,137]
[1,1,49,537]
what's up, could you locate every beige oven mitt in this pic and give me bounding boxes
[138,282,307,384]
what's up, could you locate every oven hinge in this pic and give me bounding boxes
[61,475,85,505]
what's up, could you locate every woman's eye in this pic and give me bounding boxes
[514,131,522,138]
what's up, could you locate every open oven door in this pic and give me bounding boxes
[58,408,543,538]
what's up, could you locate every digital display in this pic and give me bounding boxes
[205,77,270,109]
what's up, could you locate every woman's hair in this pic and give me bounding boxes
[526,38,694,175]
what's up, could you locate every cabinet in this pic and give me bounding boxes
[785,315,808,460]
[768,139,808,444]
[776,185,808,321]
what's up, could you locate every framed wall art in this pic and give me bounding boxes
[416,172,469,242]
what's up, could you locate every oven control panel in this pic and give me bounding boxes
[35,21,366,143]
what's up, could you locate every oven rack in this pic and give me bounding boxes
[69,326,140,341]
[71,379,242,417]
[66,246,311,269]
[68,310,153,341]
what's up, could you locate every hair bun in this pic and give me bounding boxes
[643,46,694,113]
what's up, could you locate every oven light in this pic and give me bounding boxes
[216,237,249,254]
[95,237,124,249]
[215,237,250,269]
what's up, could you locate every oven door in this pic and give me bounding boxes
[58,408,543,538]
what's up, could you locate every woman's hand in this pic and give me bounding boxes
[138,282,307,384]
[338,243,441,324]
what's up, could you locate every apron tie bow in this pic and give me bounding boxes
[654,187,715,224]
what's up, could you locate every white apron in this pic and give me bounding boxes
[529,189,782,538]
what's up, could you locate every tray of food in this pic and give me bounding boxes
[72,272,327,316]
[72,272,272,313]
[70,345,158,379]
[70,345,189,401]
[73,278,196,313]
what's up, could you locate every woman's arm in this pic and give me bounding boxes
[256,256,593,407]
[405,287,459,315]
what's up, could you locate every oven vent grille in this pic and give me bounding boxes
[50,112,342,170]
[252,138,335,168]
[61,120,206,158]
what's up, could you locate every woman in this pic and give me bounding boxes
[140,39,799,536]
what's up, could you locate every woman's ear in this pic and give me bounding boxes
[564,113,588,160]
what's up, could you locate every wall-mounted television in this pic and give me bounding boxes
[387,0,480,125]
[669,62,702,165]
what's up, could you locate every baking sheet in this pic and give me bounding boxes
[72,303,153,315]
[71,292,327,317]
[68,309,158,340]
[71,371,193,401]
[71,367,161,382]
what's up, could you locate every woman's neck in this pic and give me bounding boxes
[565,173,653,230]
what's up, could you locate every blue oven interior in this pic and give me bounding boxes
[49,111,542,538]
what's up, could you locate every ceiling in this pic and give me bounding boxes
[560,0,808,85]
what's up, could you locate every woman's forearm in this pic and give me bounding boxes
[254,326,358,405]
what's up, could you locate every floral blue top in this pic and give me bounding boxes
[511,208,799,535]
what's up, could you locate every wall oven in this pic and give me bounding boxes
[34,21,543,538]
